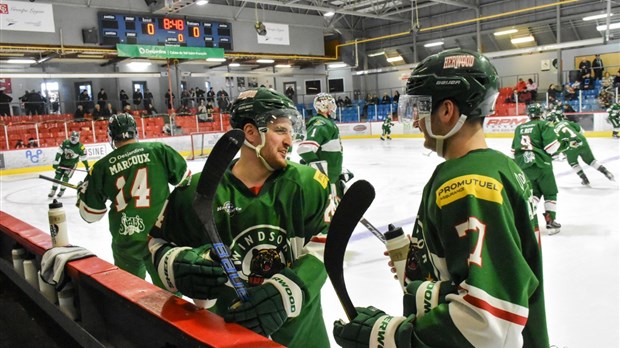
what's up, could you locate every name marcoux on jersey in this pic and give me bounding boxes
[108,148,151,175]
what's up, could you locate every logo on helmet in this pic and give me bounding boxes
[443,55,475,69]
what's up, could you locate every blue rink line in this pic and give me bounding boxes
[348,154,620,243]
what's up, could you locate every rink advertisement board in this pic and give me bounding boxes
[484,116,529,133]
[0,0,55,33]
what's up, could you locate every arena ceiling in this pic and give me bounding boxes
[1,0,618,70]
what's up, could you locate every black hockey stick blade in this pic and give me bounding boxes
[38,175,79,190]
[192,129,250,302]
[325,179,376,320]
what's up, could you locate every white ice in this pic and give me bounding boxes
[1,137,618,347]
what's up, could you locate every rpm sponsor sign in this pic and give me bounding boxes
[484,116,529,133]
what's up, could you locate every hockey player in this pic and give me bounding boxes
[297,92,350,200]
[607,102,620,138]
[333,49,549,348]
[547,109,615,185]
[148,87,332,347]
[49,131,90,198]
[77,113,191,287]
[512,103,563,234]
[380,115,394,140]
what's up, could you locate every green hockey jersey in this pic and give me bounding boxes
[512,119,560,168]
[54,140,88,168]
[382,117,394,132]
[406,149,549,348]
[297,115,343,184]
[78,141,191,266]
[150,161,332,348]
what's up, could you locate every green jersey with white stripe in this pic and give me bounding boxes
[297,114,343,184]
[407,148,549,348]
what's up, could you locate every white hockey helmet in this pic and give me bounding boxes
[70,131,80,144]
[313,93,337,117]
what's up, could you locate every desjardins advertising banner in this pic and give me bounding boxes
[116,44,225,59]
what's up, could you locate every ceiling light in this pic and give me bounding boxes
[77,54,105,59]
[510,35,535,44]
[206,57,226,62]
[127,61,152,68]
[493,28,518,36]
[195,0,208,5]
[229,63,240,67]
[328,62,348,68]
[386,56,404,63]
[6,59,36,64]
[423,41,444,48]
[256,59,275,64]
[583,13,613,21]
[324,10,335,17]
[596,22,620,31]
[368,51,385,57]
[275,64,291,68]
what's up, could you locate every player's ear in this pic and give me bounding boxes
[437,99,459,125]
[243,123,260,145]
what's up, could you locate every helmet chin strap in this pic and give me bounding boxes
[243,128,275,171]
[424,114,467,157]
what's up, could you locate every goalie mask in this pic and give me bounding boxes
[527,103,544,119]
[69,131,80,145]
[313,93,337,118]
[108,113,137,148]
[230,87,305,171]
[399,49,499,156]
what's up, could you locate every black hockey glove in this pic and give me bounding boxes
[333,306,413,348]
[224,268,305,337]
[149,239,228,300]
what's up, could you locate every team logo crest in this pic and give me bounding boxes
[119,213,145,235]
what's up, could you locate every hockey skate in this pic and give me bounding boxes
[48,189,55,198]
[580,176,590,186]
[601,168,615,182]
[387,135,392,140]
[544,213,561,235]
[380,136,385,141]
[56,190,65,198]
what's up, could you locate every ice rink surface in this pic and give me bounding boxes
[1,136,618,347]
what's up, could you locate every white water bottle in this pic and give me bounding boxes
[58,282,78,320]
[49,199,69,247]
[385,224,410,291]
[12,248,25,278]
[23,259,38,289]
[39,270,58,304]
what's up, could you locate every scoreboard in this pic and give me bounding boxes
[98,13,232,50]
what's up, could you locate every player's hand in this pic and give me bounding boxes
[224,268,305,337]
[402,280,457,318]
[333,306,413,348]
[52,164,59,170]
[149,240,228,300]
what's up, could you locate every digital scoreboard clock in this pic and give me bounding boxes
[98,13,233,50]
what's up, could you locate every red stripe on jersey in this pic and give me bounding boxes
[299,140,320,148]
[463,294,528,326]
[310,235,327,243]
[83,205,106,215]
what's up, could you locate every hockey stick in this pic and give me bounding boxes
[58,165,88,173]
[342,183,385,244]
[325,179,376,320]
[192,129,250,302]
[38,175,79,190]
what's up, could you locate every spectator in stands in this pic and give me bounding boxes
[216,88,229,112]
[78,89,91,111]
[526,78,538,102]
[29,90,46,115]
[613,69,620,89]
[592,54,604,80]
[393,90,400,103]
[196,87,206,104]
[564,84,577,101]
[381,92,391,104]
[15,139,26,149]
[97,88,108,110]
[181,89,191,109]
[74,104,86,120]
[143,89,153,110]
[196,100,213,122]
[19,90,32,115]
[165,89,175,110]
[177,103,191,115]
[92,103,104,119]
[103,103,115,117]
[188,88,196,107]
[336,96,344,108]
[123,104,132,112]
[120,89,130,109]
[27,137,38,148]
[515,78,527,93]
[145,103,158,115]
[0,88,12,116]
[563,103,576,113]
[344,96,352,107]
[579,57,591,79]
[206,87,215,104]
[581,73,593,90]
[285,85,295,101]
[133,88,143,109]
